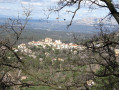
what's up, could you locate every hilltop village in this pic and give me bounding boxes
[12,37,119,57]
[19,37,85,50]
[12,37,86,59]
[17,38,85,53]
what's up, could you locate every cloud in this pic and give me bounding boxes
[21,1,42,6]
[0,0,112,20]
[51,0,60,2]
[0,0,47,3]
[22,0,45,2]
[0,6,10,10]
[0,0,21,3]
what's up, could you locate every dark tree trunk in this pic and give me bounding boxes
[104,0,119,24]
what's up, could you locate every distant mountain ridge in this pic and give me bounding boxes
[26,18,99,33]
[0,17,116,33]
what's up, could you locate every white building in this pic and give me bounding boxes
[45,38,52,43]
[55,40,62,44]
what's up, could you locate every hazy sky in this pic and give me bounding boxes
[0,0,118,21]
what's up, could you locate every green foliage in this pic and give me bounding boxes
[21,86,55,90]
[91,66,119,90]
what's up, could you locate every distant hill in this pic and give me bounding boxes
[26,18,117,33]
[26,19,99,33]
[0,17,116,34]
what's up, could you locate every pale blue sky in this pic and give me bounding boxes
[0,0,118,21]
